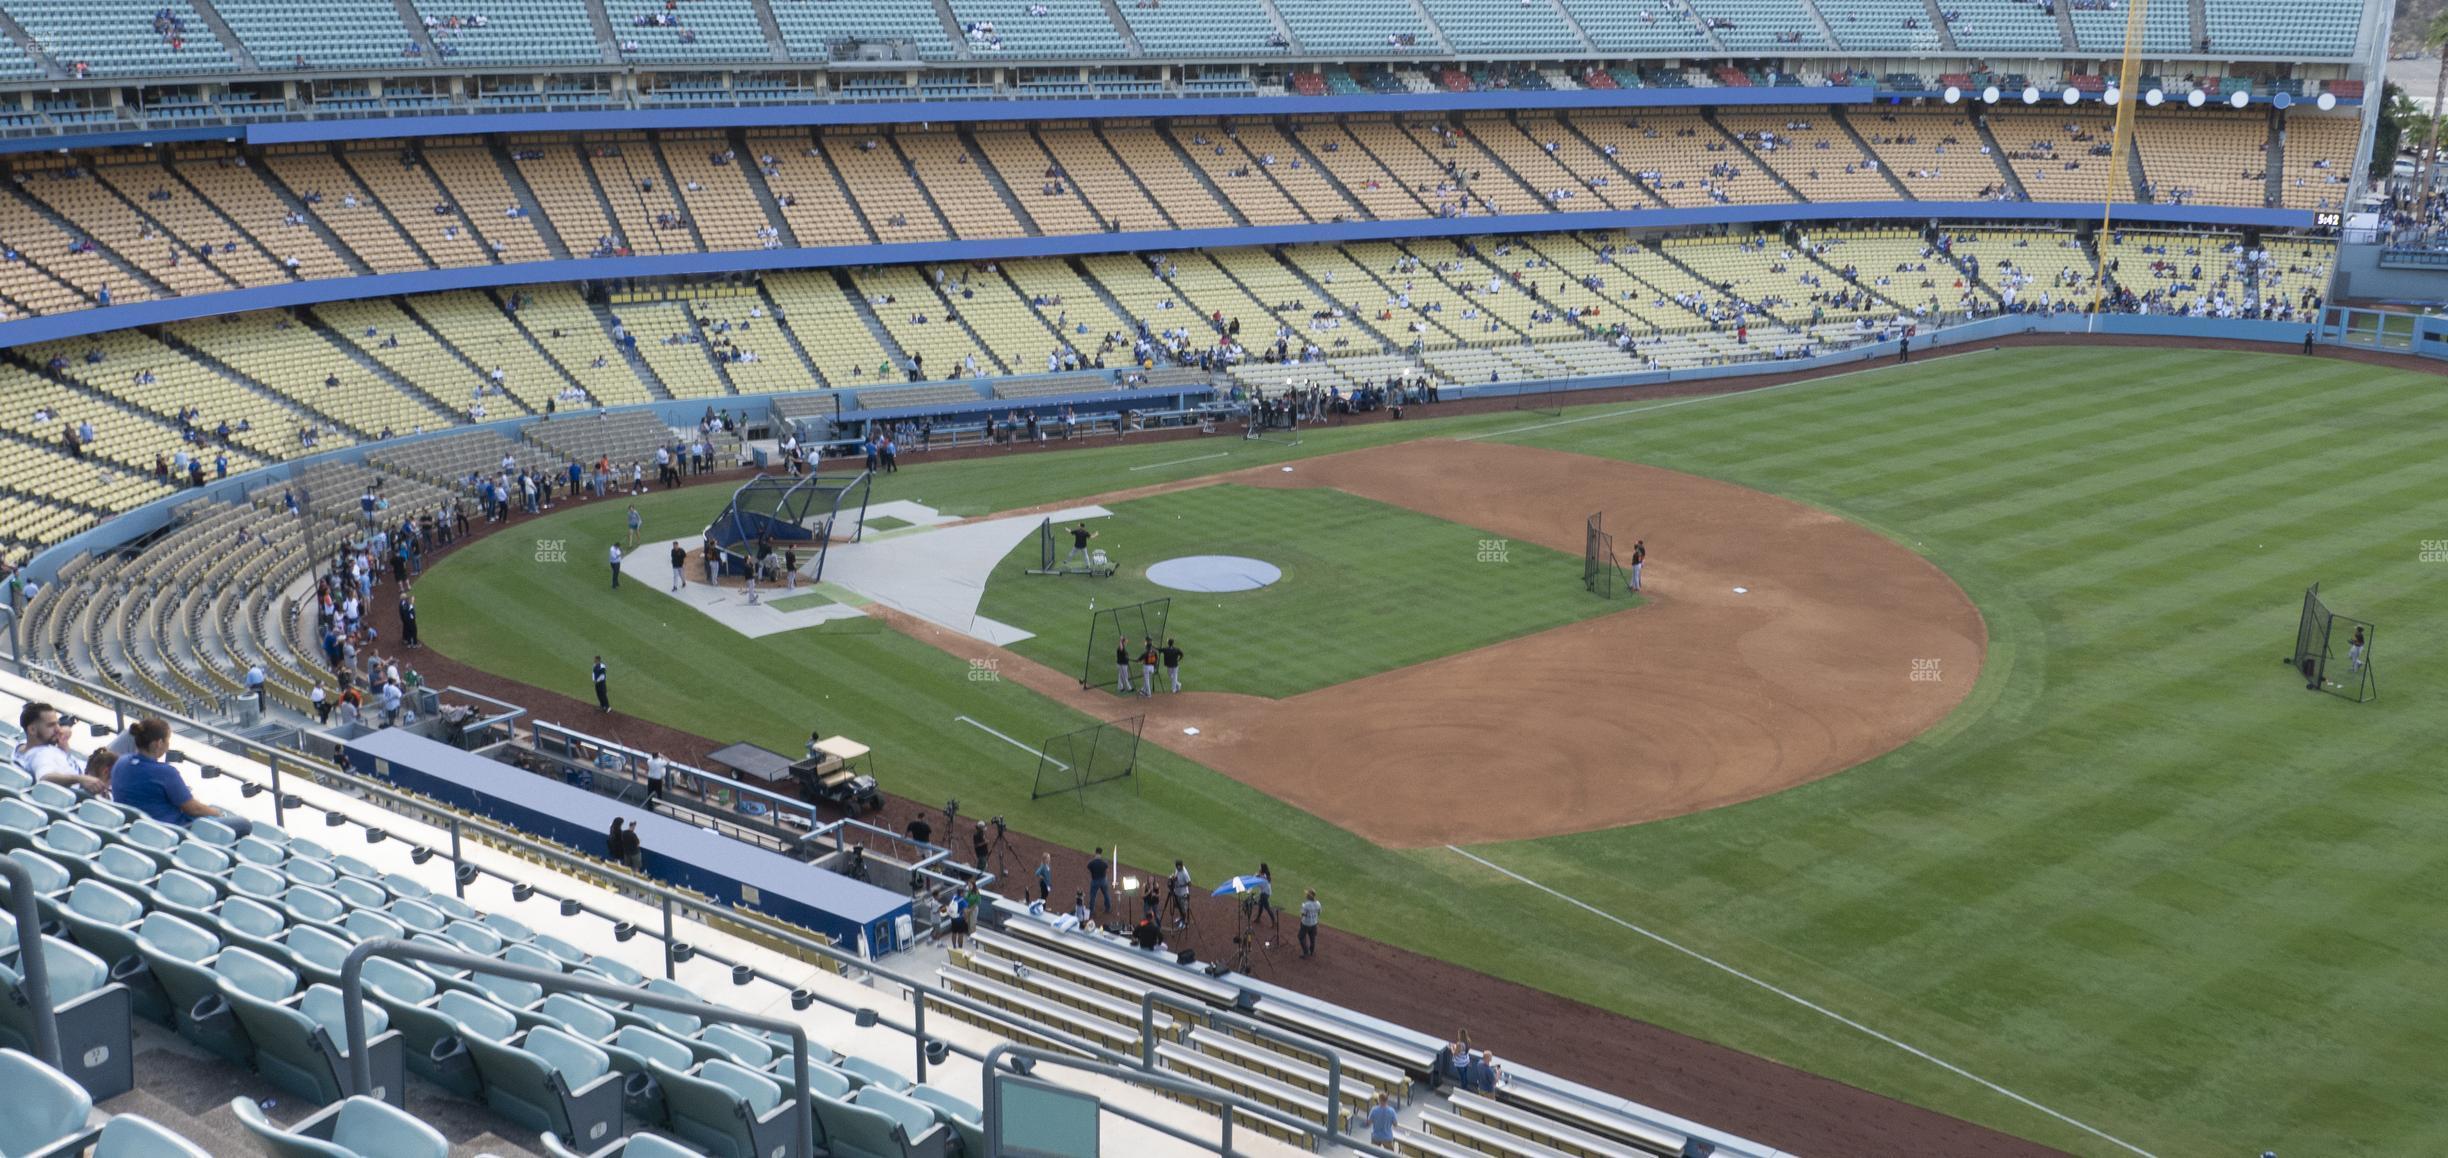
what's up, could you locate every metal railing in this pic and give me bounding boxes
[981,1044,1401,1158]
[0,856,60,1069]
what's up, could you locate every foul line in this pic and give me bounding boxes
[1129,451,1233,472]
[1445,845,2155,1158]
[1459,347,2001,442]
[955,715,1066,770]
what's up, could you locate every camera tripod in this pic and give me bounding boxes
[1223,894,1276,976]
[986,824,1022,885]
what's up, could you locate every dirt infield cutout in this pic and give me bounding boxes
[885,439,1987,847]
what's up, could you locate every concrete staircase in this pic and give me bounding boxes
[388,0,444,62]
[1705,111,1806,202]
[959,128,1042,235]
[834,270,915,373]
[736,148,802,248]
[747,0,790,62]
[0,9,64,78]
[1158,127,1251,227]
[185,0,260,70]
[1969,114,2031,199]
[253,164,375,277]
[484,143,575,260]
[1834,109,1919,200]
[1097,0,1144,55]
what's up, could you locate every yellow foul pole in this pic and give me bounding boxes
[2091,0,2149,322]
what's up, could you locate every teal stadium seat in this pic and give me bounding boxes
[462,1024,626,1150]
[0,1048,94,1158]
[652,1056,801,1158]
[231,1094,448,1158]
[91,1113,212,1157]
[0,934,133,1099]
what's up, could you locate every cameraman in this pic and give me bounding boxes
[970,820,990,870]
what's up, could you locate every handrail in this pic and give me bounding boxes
[980,1044,1403,1158]
[1141,990,1351,1149]
[0,856,61,1068]
[339,938,814,1158]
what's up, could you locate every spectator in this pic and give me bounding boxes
[1297,888,1321,957]
[110,717,252,837]
[14,702,106,794]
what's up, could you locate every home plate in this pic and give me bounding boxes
[1732,587,1749,594]
[1183,727,1201,736]
[1280,467,1294,472]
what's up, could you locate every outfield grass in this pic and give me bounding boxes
[418,349,2448,1156]
[974,485,1621,697]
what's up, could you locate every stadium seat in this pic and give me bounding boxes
[819,1085,949,1158]
[0,933,133,1099]
[224,979,408,1107]
[0,1048,95,1158]
[230,1094,448,1158]
[357,955,481,1098]
[462,1024,626,1149]
[652,1056,801,1158]
[90,1113,212,1157]
[910,1086,988,1156]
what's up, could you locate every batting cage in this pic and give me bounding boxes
[2287,583,2377,702]
[1509,378,1564,418]
[1031,715,1146,800]
[1080,597,1171,691]
[706,468,873,583]
[1583,512,1627,597]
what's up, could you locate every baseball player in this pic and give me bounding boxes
[1115,636,1134,694]
[2347,626,2366,673]
[1160,638,1184,693]
[1065,523,1095,568]
[1629,539,1646,591]
[1139,641,1159,699]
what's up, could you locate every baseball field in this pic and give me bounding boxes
[414,344,2448,1156]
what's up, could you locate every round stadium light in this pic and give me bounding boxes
[1982,85,2001,104]
[2145,88,2164,107]
[2063,87,2081,105]
[2021,86,2041,105]
[2103,86,2121,105]
[2187,89,2206,108]
[2271,91,2292,110]
[2317,91,2338,111]
[2230,90,2251,109]
[1943,85,1961,104]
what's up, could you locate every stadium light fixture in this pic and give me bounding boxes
[2230,90,2251,109]
[1982,85,2000,104]
[2187,89,2206,108]
[2062,87,2080,105]
[2145,88,2164,107]
[2316,92,2337,111]
[2272,91,2292,110]
[2021,86,2040,105]
[2103,86,2121,105]
[1943,85,1961,104]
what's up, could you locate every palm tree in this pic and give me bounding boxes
[2419,13,2448,202]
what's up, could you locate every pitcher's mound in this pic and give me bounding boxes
[1146,555,1283,593]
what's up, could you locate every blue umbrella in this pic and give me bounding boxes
[1211,875,1267,897]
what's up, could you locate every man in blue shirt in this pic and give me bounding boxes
[1368,1092,1398,1146]
[110,718,252,837]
